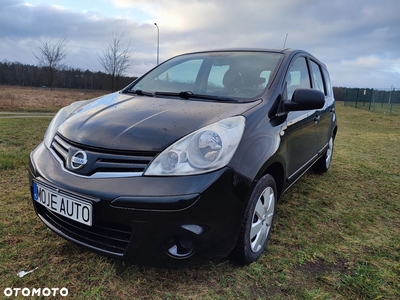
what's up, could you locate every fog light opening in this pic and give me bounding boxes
[166,236,194,259]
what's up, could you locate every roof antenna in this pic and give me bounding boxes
[283,33,288,48]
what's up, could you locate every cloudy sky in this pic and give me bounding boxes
[1,0,399,89]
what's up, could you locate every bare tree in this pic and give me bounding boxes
[32,35,68,89]
[99,32,135,92]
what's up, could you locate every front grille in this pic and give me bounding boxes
[51,134,155,177]
[35,203,132,256]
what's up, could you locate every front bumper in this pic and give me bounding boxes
[29,142,253,267]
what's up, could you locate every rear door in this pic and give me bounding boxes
[309,60,332,153]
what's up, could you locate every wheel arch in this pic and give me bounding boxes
[262,162,285,200]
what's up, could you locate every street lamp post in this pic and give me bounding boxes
[154,23,159,65]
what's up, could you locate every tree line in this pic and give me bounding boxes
[0,60,137,91]
[0,33,137,92]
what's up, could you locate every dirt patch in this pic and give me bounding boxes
[297,259,350,277]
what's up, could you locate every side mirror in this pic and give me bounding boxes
[284,88,325,112]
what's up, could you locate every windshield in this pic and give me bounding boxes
[126,51,283,102]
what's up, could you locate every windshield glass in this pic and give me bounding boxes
[126,51,283,101]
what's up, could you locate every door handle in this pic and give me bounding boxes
[314,115,321,123]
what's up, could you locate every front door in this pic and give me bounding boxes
[284,56,320,181]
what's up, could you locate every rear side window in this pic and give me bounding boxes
[310,61,325,95]
[322,67,333,97]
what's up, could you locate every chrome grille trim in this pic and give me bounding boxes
[50,134,154,178]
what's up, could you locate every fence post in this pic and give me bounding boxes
[344,88,350,106]
[389,88,394,114]
[363,89,366,107]
[355,88,359,108]
[369,89,374,111]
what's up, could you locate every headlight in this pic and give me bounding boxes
[144,116,245,176]
[44,100,89,149]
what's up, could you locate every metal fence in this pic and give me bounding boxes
[340,88,400,114]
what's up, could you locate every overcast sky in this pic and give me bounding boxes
[1,0,399,89]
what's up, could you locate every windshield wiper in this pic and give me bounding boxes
[179,91,194,99]
[126,89,155,97]
[152,91,193,99]
[154,91,234,102]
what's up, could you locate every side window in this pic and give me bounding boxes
[310,61,325,94]
[286,57,311,99]
[322,68,333,97]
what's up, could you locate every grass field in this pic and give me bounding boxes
[0,87,399,299]
[0,85,106,112]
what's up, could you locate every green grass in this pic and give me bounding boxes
[0,104,399,299]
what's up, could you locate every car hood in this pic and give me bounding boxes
[58,92,260,152]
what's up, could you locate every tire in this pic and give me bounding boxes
[313,136,334,173]
[231,174,277,264]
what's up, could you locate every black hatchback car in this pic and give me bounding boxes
[29,48,337,267]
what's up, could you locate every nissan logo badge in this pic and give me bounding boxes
[71,150,88,170]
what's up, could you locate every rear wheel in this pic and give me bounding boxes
[231,174,277,264]
[313,136,334,173]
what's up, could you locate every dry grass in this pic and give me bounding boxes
[0,86,107,112]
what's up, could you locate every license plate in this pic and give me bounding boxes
[33,181,93,226]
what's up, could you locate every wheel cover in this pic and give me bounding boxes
[325,137,333,169]
[250,186,275,253]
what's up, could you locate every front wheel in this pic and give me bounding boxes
[231,174,277,264]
